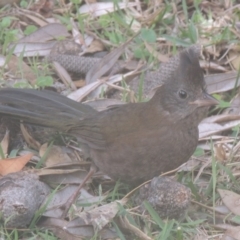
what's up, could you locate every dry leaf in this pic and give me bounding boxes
[6,55,37,85]
[68,70,140,101]
[52,61,77,90]
[11,41,56,57]
[39,217,117,239]
[74,80,85,88]
[39,218,95,239]
[79,2,137,17]
[205,71,238,94]
[144,41,169,62]
[86,39,105,53]
[224,226,240,240]
[20,124,41,150]
[22,12,48,27]
[224,91,240,115]
[214,143,229,162]
[0,130,9,159]
[76,199,127,230]
[0,0,20,7]
[84,98,125,111]
[39,143,74,167]
[218,189,240,216]
[194,234,209,240]
[199,119,240,139]
[30,0,54,17]
[42,186,102,218]
[201,60,227,72]
[120,216,152,240]
[39,169,89,185]
[86,34,137,85]
[228,51,240,70]
[19,23,70,43]
[0,153,33,176]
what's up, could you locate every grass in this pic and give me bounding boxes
[0,0,240,239]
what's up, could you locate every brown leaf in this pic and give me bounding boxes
[68,69,141,101]
[52,61,77,90]
[120,216,152,240]
[38,217,117,239]
[76,199,127,230]
[0,130,9,159]
[85,39,105,53]
[20,124,41,150]
[38,218,89,240]
[39,169,90,185]
[218,189,240,216]
[74,80,85,88]
[42,187,103,218]
[214,143,229,162]
[224,226,240,240]
[11,41,56,57]
[0,0,20,7]
[84,98,125,111]
[39,144,75,167]
[0,153,33,176]
[205,71,238,94]
[30,0,54,17]
[6,55,37,85]
[79,2,138,17]
[228,51,240,71]
[144,41,169,63]
[86,34,139,85]
[199,116,240,139]
[19,23,70,43]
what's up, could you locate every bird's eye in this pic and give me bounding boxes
[178,90,188,99]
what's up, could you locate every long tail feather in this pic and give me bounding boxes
[0,88,97,129]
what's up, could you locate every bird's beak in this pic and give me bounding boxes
[190,92,219,107]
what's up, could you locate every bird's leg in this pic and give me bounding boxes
[60,163,97,219]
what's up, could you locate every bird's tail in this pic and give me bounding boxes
[0,88,97,129]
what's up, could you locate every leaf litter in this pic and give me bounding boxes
[1,0,240,239]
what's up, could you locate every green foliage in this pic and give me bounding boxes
[194,147,204,157]
[213,94,231,109]
[14,81,32,89]
[20,0,28,8]
[140,28,157,43]
[70,0,82,4]
[0,17,19,54]
[24,25,38,35]
[36,76,54,87]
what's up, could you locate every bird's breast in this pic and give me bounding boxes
[90,122,199,185]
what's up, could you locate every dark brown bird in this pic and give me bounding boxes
[0,49,216,184]
[0,48,217,216]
